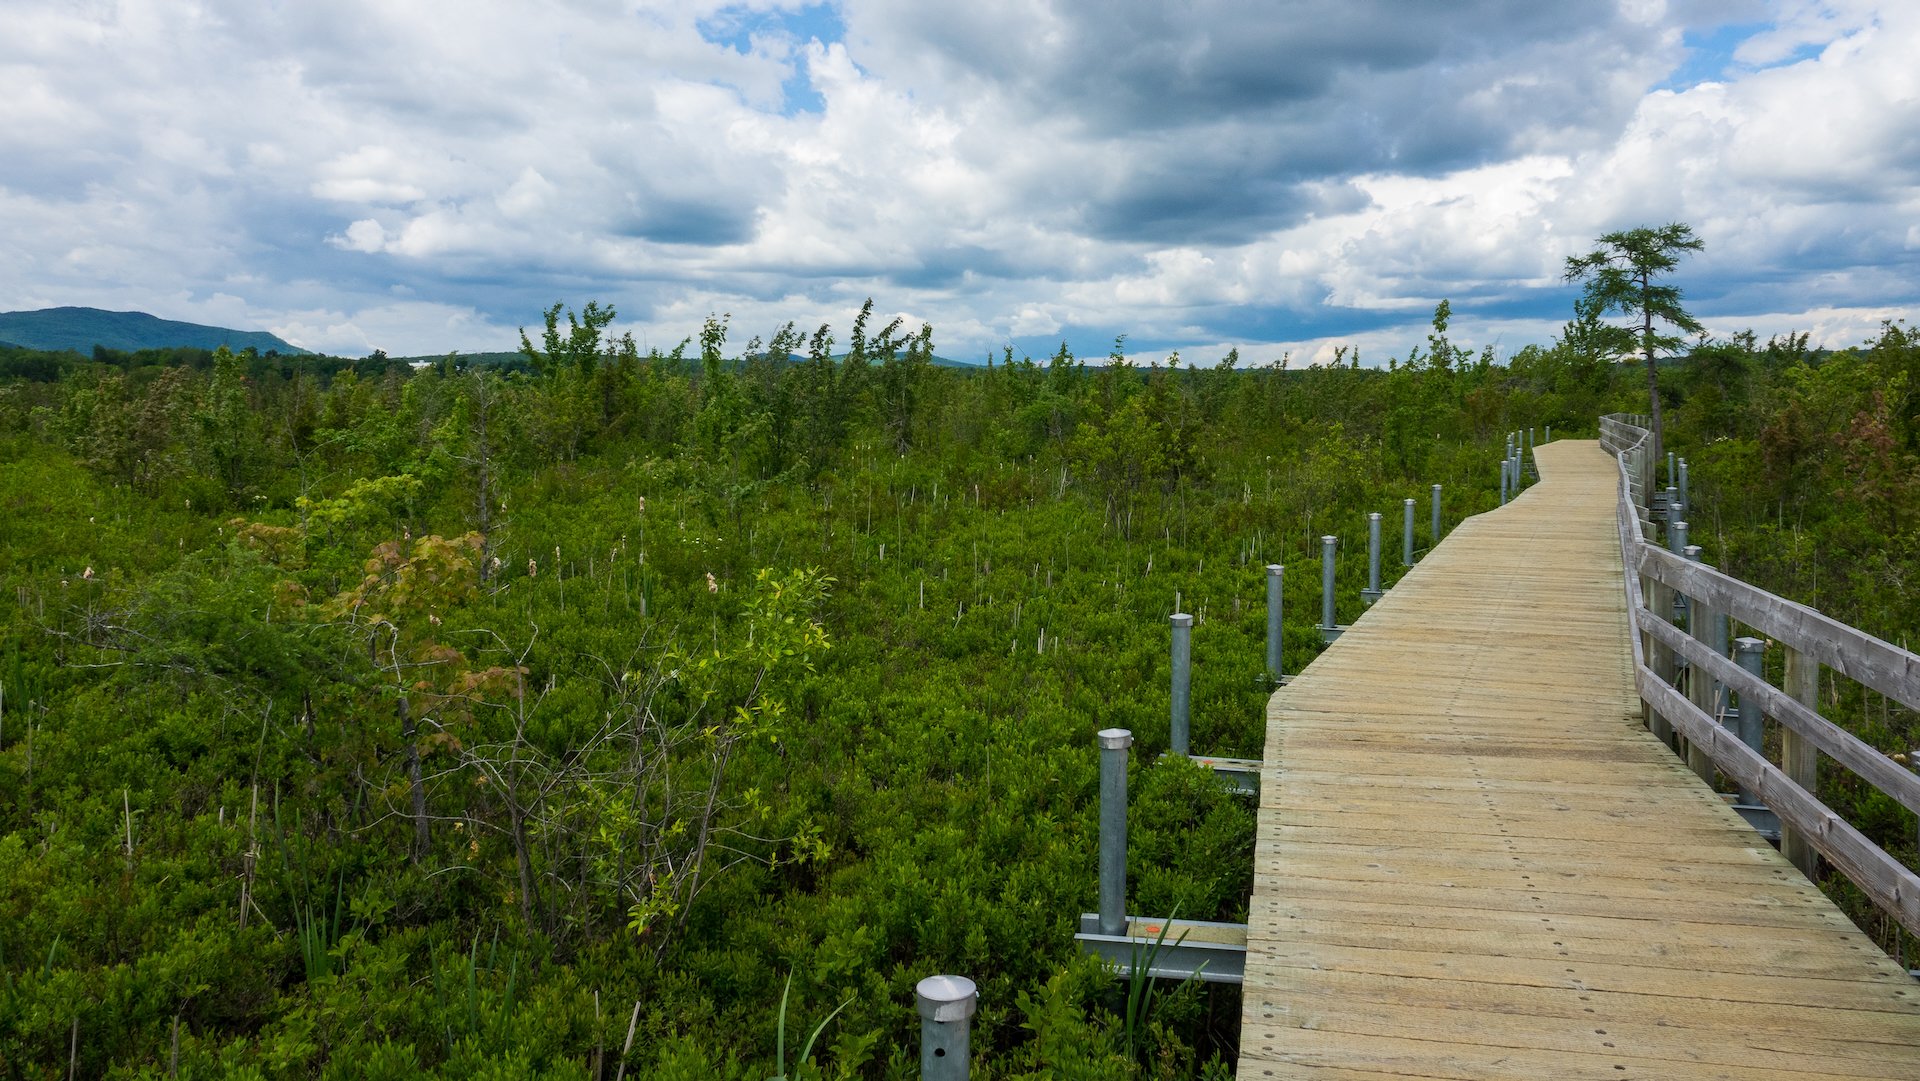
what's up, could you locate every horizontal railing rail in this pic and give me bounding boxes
[1606,415,1920,939]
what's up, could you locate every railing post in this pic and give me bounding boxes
[1780,649,1820,878]
[1319,535,1339,638]
[1678,458,1690,522]
[1667,500,1684,552]
[1362,513,1382,606]
[1732,637,1766,806]
[1430,484,1442,545]
[1097,729,1132,936]
[1545,425,1551,442]
[1499,457,1509,505]
[917,975,977,1081]
[1265,564,1284,683]
[1169,614,1192,755]
[1647,574,1676,749]
[1402,498,1416,567]
[1683,543,1714,783]
[1667,451,1676,488]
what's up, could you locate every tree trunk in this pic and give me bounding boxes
[399,695,430,860]
[1643,275,1664,479]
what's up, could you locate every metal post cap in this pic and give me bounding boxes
[1265,564,1283,575]
[1733,636,1765,652]
[1684,544,1702,560]
[1321,535,1337,544]
[1367,512,1380,521]
[1170,613,1193,626]
[916,975,978,1021]
[1097,728,1133,749]
[1403,497,1414,505]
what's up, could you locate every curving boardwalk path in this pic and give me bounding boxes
[1238,440,1920,1079]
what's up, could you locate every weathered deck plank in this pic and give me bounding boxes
[1239,440,1920,1079]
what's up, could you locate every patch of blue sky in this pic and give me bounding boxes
[1657,21,1822,92]
[698,3,844,114]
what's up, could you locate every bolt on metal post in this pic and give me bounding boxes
[1169,614,1192,755]
[917,975,977,1081]
[1320,535,1338,632]
[1430,484,1442,544]
[1733,637,1766,805]
[1265,564,1284,681]
[1097,729,1132,937]
[1402,498,1415,566]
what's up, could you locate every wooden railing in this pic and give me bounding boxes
[1598,412,1654,515]
[1603,413,1920,939]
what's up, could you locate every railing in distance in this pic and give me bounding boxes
[1605,415,1920,940]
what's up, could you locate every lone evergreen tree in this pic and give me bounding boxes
[1564,223,1704,470]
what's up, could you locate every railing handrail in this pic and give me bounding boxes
[1603,414,1920,939]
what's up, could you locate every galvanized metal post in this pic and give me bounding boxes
[1909,752,1920,873]
[1733,637,1766,806]
[1430,484,1442,545]
[1169,614,1192,755]
[1545,425,1551,442]
[1366,513,1382,596]
[1402,498,1415,566]
[1667,451,1676,487]
[1097,729,1131,936]
[917,975,977,1081]
[1320,535,1338,632]
[1265,564,1284,681]
[1678,458,1690,521]
[1499,458,1508,505]
[1682,543,1712,782]
[1670,523,1690,629]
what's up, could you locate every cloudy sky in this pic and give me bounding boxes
[3,0,1915,364]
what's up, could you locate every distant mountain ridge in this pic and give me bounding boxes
[0,306,307,355]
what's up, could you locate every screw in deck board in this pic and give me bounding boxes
[1430,484,1443,545]
[1362,514,1383,607]
[1169,615,1193,755]
[1097,728,1132,936]
[1402,498,1416,567]
[916,975,977,1081]
[1319,535,1339,637]
[1265,564,1284,682]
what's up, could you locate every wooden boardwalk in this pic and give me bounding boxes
[1238,440,1920,1079]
